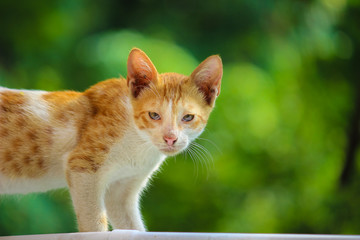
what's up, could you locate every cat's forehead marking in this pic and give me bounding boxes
[159,73,188,104]
[168,99,173,114]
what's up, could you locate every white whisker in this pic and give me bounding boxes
[190,141,214,179]
[192,142,214,164]
[185,147,199,180]
[197,137,222,154]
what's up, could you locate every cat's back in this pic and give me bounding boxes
[0,87,52,146]
[0,79,131,193]
[0,87,89,193]
[0,86,86,149]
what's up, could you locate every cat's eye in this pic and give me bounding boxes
[149,112,161,120]
[182,114,194,122]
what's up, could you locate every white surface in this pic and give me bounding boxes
[0,230,359,240]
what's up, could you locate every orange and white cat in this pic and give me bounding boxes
[0,48,222,232]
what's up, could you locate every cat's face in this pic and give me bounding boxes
[131,74,213,155]
[127,49,222,156]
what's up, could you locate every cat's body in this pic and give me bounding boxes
[0,80,163,195]
[0,48,222,232]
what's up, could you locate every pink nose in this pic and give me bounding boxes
[163,136,178,146]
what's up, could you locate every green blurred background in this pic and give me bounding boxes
[1,0,360,236]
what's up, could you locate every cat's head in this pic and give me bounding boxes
[127,48,222,156]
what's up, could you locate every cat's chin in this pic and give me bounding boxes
[159,146,185,156]
[159,148,180,156]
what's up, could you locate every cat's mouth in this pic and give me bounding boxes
[158,144,186,156]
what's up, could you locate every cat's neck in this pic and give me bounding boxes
[84,78,130,116]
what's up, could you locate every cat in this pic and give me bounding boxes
[0,48,223,232]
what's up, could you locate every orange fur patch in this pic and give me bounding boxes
[67,79,129,173]
[0,91,50,177]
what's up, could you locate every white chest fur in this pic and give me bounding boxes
[101,128,167,188]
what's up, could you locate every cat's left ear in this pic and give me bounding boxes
[127,48,158,98]
[191,55,223,105]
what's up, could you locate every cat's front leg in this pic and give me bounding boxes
[67,170,108,232]
[104,177,147,231]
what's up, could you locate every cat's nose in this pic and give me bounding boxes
[163,136,178,146]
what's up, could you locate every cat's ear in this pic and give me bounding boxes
[191,55,223,105]
[127,48,158,98]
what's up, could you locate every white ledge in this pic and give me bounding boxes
[0,230,359,240]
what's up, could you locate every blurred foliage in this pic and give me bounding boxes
[1,0,360,236]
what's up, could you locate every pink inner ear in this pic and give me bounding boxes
[127,49,157,81]
[191,55,223,104]
[127,48,158,97]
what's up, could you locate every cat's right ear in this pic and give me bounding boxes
[191,55,223,106]
[127,48,158,98]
